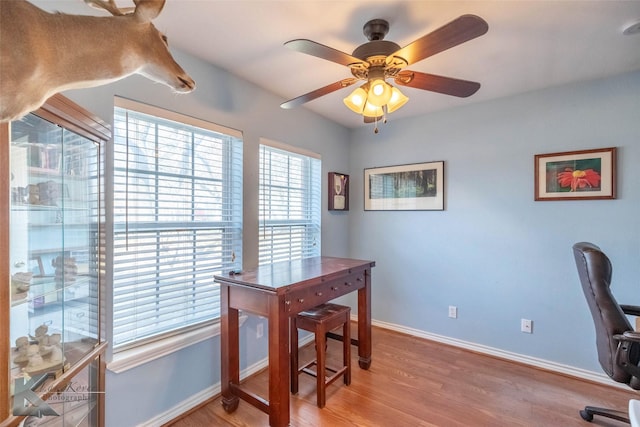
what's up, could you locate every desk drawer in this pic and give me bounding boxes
[285,271,366,313]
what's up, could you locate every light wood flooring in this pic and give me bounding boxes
[167,325,636,426]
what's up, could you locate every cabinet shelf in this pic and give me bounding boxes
[10,338,101,378]
[11,275,95,307]
[11,202,93,235]
[27,166,89,179]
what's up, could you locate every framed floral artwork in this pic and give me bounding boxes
[534,147,616,201]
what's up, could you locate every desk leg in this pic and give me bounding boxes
[221,284,239,413]
[357,269,372,370]
[268,295,290,427]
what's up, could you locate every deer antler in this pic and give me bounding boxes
[84,0,134,16]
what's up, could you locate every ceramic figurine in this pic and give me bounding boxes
[26,345,43,368]
[13,336,30,364]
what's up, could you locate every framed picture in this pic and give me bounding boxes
[364,161,444,211]
[328,172,349,210]
[534,147,616,201]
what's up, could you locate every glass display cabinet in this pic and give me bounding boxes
[1,95,109,426]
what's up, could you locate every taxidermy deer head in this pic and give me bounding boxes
[0,0,195,122]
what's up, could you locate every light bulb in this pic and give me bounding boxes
[343,86,368,114]
[367,79,392,107]
[386,86,409,113]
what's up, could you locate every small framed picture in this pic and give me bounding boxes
[534,147,616,201]
[328,172,349,211]
[364,161,444,211]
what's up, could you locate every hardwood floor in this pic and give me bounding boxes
[167,325,636,426]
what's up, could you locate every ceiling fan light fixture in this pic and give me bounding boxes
[367,78,392,107]
[343,86,368,114]
[282,14,489,131]
[386,86,409,113]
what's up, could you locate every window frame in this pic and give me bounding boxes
[258,138,321,265]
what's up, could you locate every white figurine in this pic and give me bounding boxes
[13,336,30,364]
[44,333,63,364]
[26,345,43,368]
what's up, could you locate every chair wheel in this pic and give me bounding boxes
[580,409,593,422]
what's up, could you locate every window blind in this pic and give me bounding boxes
[112,100,243,349]
[259,141,321,265]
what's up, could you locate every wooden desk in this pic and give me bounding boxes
[216,256,375,427]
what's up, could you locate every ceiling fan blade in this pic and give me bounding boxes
[387,15,488,68]
[285,39,366,68]
[394,70,481,98]
[280,78,359,109]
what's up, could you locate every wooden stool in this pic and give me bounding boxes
[290,303,351,408]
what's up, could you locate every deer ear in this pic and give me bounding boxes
[132,0,166,22]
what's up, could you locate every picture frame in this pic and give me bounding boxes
[534,147,616,201]
[364,161,444,211]
[328,172,349,211]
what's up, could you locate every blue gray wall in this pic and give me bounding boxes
[65,44,640,425]
[348,70,640,371]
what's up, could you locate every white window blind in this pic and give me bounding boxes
[259,140,321,265]
[112,99,243,349]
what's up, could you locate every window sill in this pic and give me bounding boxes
[107,315,248,374]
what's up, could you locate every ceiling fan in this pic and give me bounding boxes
[280,15,489,130]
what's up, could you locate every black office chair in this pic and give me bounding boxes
[573,242,640,423]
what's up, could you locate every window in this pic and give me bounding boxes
[259,139,321,265]
[112,99,243,349]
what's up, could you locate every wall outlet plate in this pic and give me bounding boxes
[448,306,457,319]
[521,319,533,333]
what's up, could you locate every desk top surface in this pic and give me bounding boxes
[214,256,375,292]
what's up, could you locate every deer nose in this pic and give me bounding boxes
[176,76,196,93]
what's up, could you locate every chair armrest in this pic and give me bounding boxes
[617,331,640,343]
[622,331,640,343]
[621,305,640,317]
[614,333,640,379]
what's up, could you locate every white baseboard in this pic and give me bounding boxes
[139,319,619,426]
[139,385,220,427]
[139,334,315,427]
[369,317,622,389]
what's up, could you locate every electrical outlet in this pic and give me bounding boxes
[448,305,457,319]
[256,322,264,338]
[521,318,533,334]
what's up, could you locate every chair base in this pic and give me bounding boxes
[580,405,629,424]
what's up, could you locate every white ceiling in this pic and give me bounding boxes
[35,1,640,128]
